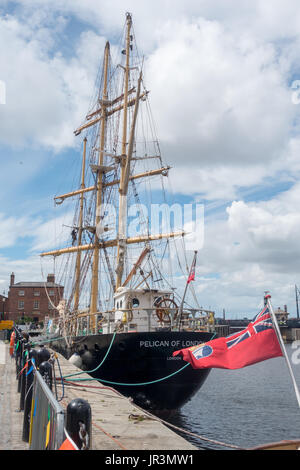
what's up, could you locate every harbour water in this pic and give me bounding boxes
[166,343,300,449]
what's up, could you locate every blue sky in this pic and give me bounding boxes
[2,1,300,317]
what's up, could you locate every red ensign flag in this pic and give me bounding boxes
[173,306,283,370]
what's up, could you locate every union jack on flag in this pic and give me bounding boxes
[226,306,273,350]
[251,306,273,333]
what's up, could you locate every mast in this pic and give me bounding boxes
[116,12,133,290]
[73,137,87,311]
[89,40,110,323]
[296,285,300,320]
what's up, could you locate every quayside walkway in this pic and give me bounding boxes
[0,339,196,451]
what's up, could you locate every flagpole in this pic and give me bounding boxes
[177,250,197,330]
[266,294,300,408]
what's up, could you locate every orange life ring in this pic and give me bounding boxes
[9,330,15,356]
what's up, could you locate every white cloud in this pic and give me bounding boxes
[0,14,102,150]
[2,1,300,316]
[146,17,294,168]
[185,183,300,315]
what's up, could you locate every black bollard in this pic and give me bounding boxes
[19,342,31,411]
[17,339,26,393]
[35,345,51,368]
[22,348,37,442]
[39,361,53,390]
[14,329,23,381]
[65,398,92,450]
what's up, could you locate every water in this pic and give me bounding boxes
[166,344,300,450]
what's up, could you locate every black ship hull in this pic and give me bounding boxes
[48,330,214,412]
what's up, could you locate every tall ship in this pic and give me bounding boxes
[40,13,216,412]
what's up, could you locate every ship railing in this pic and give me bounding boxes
[75,307,214,335]
[48,307,215,336]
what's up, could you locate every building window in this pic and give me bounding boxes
[48,290,54,296]
[48,302,54,310]
[18,301,24,309]
[33,300,39,309]
[18,290,25,296]
[34,291,40,296]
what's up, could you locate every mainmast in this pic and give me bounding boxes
[116,12,133,290]
[89,41,110,324]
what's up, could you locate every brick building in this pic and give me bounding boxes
[0,293,8,320]
[7,272,64,324]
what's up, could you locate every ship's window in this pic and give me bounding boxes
[154,296,161,306]
[120,300,123,308]
[116,301,119,309]
[132,298,139,307]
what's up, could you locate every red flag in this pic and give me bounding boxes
[173,306,283,369]
[187,253,196,284]
[187,268,195,284]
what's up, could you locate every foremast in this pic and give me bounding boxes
[89,41,110,326]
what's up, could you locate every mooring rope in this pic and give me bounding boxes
[63,363,190,386]
[63,332,117,379]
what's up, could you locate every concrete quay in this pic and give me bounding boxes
[0,340,196,451]
[0,340,29,450]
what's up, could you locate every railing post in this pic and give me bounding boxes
[66,398,92,450]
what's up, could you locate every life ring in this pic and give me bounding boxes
[9,330,16,356]
[155,297,178,323]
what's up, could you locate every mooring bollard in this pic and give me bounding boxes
[22,347,37,442]
[35,345,51,368]
[65,398,92,450]
[17,337,27,393]
[19,342,31,411]
[15,329,23,384]
[39,361,53,390]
